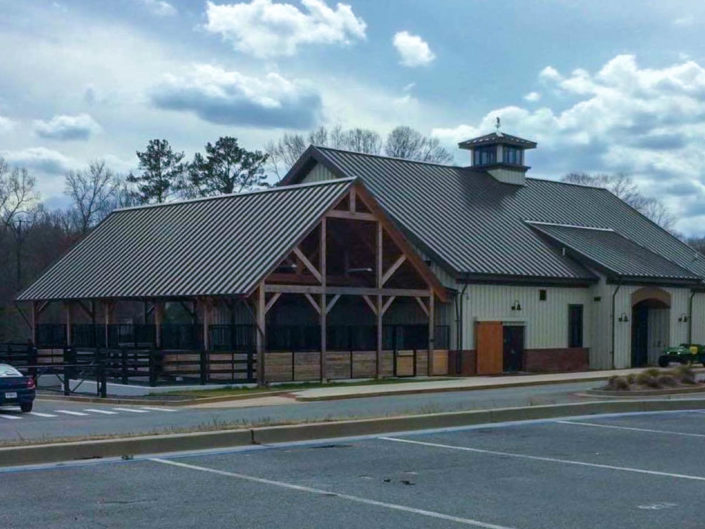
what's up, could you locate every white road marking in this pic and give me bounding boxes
[556,420,705,438]
[0,414,21,420]
[28,412,57,418]
[140,407,177,412]
[150,458,514,529]
[112,408,149,414]
[638,502,677,510]
[54,410,88,416]
[380,437,705,482]
[84,409,118,415]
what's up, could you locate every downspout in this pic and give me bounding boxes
[455,282,469,374]
[688,290,696,344]
[610,281,622,370]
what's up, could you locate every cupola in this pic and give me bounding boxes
[458,118,537,186]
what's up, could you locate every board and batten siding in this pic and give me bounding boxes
[302,163,337,184]
[459,284,592,351]
[691,293,705,344]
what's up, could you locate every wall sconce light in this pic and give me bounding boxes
[618,312,629,323]
[678,313,689,323]
[511,300,522,311]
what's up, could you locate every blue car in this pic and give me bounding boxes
[0,364,36,413]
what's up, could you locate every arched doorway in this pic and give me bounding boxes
[631,287,671,367]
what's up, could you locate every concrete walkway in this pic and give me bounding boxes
[291,368,666,401]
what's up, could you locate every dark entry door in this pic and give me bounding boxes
[503,326,524,372]
[632,304,649,367]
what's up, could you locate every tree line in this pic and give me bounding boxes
[0,125,698,341]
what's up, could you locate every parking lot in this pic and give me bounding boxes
[2,410,705,528]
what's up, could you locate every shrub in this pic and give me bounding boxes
[626,374,637,384]
[605,375,629,391]
[644,368,661,378]
[656,375,678,387]
[672,365,696,385]
[635,373,660,388]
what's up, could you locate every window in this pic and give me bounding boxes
[539,289,547,301]
[473,146,496,166]
[503,146,522,165]
[568,304,583,348]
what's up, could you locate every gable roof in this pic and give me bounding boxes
[282,146,705,285]
[528,222,700,283]
[18,179,354,301]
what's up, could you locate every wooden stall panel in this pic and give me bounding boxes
[476,322,503,375]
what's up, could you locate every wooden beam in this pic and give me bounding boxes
[201,298,210,351]
[264,284,432,298]
[325,210,377,222]
[154,301,164,349]
[349,187,356,212]
[320,217,327,381]
[381,295,396,316]
[36,301,50,317]
[75,300,93,320]
[31,301,38,346]
[292,247,322,283]
[304,293,322,314]
[265,293,281,314]
[104,301,113,349]
[256,284,266,386]
[415,296,430,317]
[382,255,406,286]
[326,294,341,314]
[428,291,435,377]
[376,221,382,379]
[362,295,377,315]
[64,302,72,346]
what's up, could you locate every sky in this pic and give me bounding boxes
[2,0,705,234]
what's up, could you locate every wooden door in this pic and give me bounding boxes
[503,326,524,372]
[476,321,503,375]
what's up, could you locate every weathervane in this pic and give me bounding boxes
[495,116,503,136]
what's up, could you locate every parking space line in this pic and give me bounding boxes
[140,407,177,412]
[150,458,513,529]
[0,414,21,420]
[556,420,705,438]
[84,409,118,415]
[28,412,57,418]
[54,410,88,416]
[380,437,705,482]
[112,408,149,414]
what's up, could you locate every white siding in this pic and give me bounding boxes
[692,293,705,343]
[302,163,337,183]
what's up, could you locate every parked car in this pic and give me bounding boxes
[0,363,36,412]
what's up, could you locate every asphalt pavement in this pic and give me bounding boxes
[0,381,598,444]
[3,410,705,528]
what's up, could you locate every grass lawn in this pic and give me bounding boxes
[157,376,454,399]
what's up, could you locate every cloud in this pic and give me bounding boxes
[673,16,695,27]
[0,147,78,174]
[0,115,15,133]
[34,113,102,140]
[204,0,366,59]
[432,54,705,234]
[524,91,541,102]
[392,31,435,67]
[150,64,322,128]
[137,0,177,16]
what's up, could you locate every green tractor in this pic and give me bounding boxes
[658,344,705,367]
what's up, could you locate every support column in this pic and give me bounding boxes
[154,301,164,349]
[256,284,266,386]
[64,302,73,346]
[104,301,112,348]
[428,292,435,376]
[201,298,210,352]
[31,301,38,346]
[320,218,327,381]
[376,222,383,378]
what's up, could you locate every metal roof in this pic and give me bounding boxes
[17,179,354,301]
[527,222,700,281]
[458,132,537,149]
[283,146,705,284]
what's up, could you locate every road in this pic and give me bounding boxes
[3,410,705,528]
[0,381,598,444]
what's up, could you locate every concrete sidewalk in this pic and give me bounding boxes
[291,368,669,401]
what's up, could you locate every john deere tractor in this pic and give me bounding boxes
[658,344,705,367]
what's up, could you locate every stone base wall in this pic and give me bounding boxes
[448,350,477,376]
[523,348,589,373]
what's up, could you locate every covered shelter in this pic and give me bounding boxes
[17,178,448,385]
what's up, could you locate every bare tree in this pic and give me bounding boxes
[64,160,119,234]
[0,157,39,228]
[562,172,676,231]
[384,126,453,163]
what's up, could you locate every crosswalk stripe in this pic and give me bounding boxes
[55,410,88,416]
[28,412,57,418]
[112,407,149,414]
[84,408,118,415]
[140,407,177,412]
[0,414,21,420]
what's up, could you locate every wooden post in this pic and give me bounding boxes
[428,293,435,376]
[64,302,73,346]
[376,222,383,378]
[201,298,210,352]
[256,285,266,386]
[154,301,164,349]
[320,219,327,381]
[104,302,112,348]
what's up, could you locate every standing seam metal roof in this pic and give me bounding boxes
[284,146,705,283]
[17,179,354,301]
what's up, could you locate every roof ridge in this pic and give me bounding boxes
[114,177,355,213]
[525,176,609,190]
[314,145,456,169]
[525,220,614,232]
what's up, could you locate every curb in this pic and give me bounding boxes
[36,390,294,407]
[3,398,705,468]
